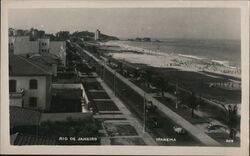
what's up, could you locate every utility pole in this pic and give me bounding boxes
[102,65,104,80]
[175,79,178,109]
[143,93,147,133]
[113,71,116,96]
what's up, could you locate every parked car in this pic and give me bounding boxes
[207,124,227,133]
[173,126,186,135]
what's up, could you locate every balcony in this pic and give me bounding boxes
[10,88,24,99]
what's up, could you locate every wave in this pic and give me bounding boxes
[178,54,206,60]
[211,60,237,69]
[103,41,171,58]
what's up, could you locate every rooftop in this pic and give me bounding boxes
[52,72,81,84]
[29,53,61,65]
[9,55,52,76]
[11,133,56,145]
[10,106,41,127]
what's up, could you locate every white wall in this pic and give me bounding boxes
[38,38,50,53]
[9,76,49,110]
[50,41,66,66]
[12,36,39,55]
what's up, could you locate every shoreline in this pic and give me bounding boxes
[99,41,241,80]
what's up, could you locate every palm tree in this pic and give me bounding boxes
[155,76,166,97]
[117,62,123,73]
[133,67,140,79]
[187,92,197,118]
[221,104,238,140]
[145,70,152,88]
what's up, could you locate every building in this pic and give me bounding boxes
[50,71,89,113]
[30,28,38,41]
[9,55,53,111]
[37,30,45,39]
[23,29,30,36]
[9,36,66,66]
[9,28,16,36]
[49,41,67,66]
[38,38,50,53]
[94,29,100,41]
[9,36,39,55]
[10,106,41,129]
[16,29,24,36]
[30,28,45,41]
[11,133,56,145]
[29,53,61,76]
[55,31,69,40]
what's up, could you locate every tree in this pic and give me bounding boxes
[221,104,238,140]
[145,70,152,88]
[39,117,99,138]
[141,70,152,88]
[133,67,140,78]
[187,92,197,118]
[92,46,100,58]
[117,62,123,73]
[155,76,166,97]
[56,31,70,41]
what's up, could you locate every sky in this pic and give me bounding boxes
[9,8,240,40]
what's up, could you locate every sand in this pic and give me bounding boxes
[108,51,241,79]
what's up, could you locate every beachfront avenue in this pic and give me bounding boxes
[73,40,240,146]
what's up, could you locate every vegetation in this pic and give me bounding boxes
[154,76,167,97]
[39,117,99,138]
[71,31,119,41]
[142,70,152,88]
[185,92,198,118]
[221,104,239,140]
[56,31,70,40]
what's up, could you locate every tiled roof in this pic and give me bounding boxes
[12,133,56,145]
[10,106,41,127]
[29,53,61,65]
[9,55,52,76]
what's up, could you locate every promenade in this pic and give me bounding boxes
[76,43,221,146]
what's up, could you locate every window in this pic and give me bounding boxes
[29,79,38,89]
[9,80,16,92]
[29,97,37,107]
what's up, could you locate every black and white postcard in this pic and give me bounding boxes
[1,0,249,155]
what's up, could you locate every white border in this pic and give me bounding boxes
[1,1,249,155]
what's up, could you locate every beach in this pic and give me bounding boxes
[100,40,241,79]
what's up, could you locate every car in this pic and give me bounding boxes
[207,124,227,133]
[173,126,186,135]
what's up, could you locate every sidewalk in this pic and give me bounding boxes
[96,77,157,145]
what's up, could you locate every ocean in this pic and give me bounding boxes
[105,39,241,68]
